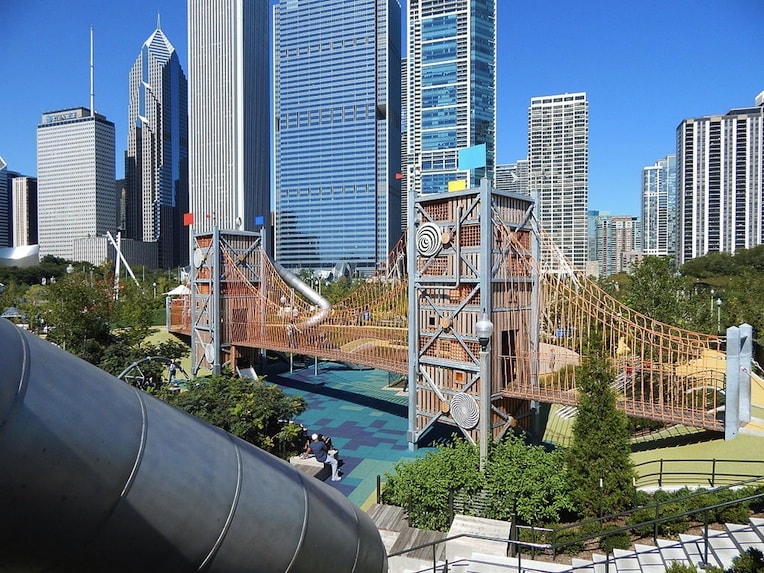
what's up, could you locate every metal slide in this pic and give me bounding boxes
[0,318,387,573]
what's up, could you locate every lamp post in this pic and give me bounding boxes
[152,282,157,298]
[710,289,715,314]
[476,312,494,472]
[716,297,722,334]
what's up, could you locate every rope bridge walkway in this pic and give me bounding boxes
[168,223,725,433]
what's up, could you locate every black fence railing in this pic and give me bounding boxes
[634,458,764,488]
[378,472,764,571]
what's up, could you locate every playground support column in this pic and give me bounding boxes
[725,326,741,440]
[739,323,752,425]
[212,227,222,376]
[478,178,493,461]
[406,165,419,451]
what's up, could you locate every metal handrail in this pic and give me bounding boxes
[383,475,764,568]
[634,458,764,487]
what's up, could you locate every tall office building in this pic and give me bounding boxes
[125,21,188,268]
[400,58,408,233]
[12,177,38,247]
[676,92,764,265]
[495,160,529,195]
[407,0,496,195]
[188,0,270,239]
[641,154,676,257]
[273,0,401,274]
[37,107,116,260]
[528,92,589,271]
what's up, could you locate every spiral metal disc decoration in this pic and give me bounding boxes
[416,222,442,257]
[450,392,480,430]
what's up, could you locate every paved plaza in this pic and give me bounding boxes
[266,360,447,509]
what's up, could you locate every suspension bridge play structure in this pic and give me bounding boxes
[168,179,755,450]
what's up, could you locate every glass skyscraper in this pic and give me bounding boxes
[125,22,188,268]
[188,0,270,239]
[406,0,496,195]
[273,0,402,274]
[641,154,676,257]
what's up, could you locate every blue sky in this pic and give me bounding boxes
[0,1,761,216]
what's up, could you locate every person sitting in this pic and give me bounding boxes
[300,433,334,458]
[308,433,341,481]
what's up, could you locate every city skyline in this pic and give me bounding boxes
[0,0,762,217]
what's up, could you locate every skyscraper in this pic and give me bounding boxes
[495,160,529,195]
[590,211,641,277]
[37,107,116,260]
[273,0,402,274]
[528,92,589,270]
[12,177,38,247]
[641,154,676,257]
[125,20,188,268]
[188,0,270,238]
[0,157,10,247]
[406,0,496,195]
[676,92,764,264]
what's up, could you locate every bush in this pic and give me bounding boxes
[551,525,584,556]
[600,526,631,553]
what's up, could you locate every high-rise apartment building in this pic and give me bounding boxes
[590,211,641,277]
[273,0,401,274]
[641,154,676,257]
[37,107,116,260]
[495,160,529,195]
[0,157,11,247]
[676,92,764,265]
[188,0,270,239]
[12,177,38,247]
[528,92,589,270]
[406,0,496,195]
[125,21,188,268]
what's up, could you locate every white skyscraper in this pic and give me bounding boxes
[677,92,764,264]
[187,0,270,239]
[528,92,589,270]
[37,108,116,260]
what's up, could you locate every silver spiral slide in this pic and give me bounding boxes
[0,318,387,573]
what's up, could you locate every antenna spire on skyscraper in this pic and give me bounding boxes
[90,26,94,117]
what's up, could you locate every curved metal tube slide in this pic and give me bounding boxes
[0,319,386,573]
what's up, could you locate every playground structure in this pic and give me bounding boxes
[169,180,754,450]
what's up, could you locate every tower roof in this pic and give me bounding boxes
[143,19,175,59]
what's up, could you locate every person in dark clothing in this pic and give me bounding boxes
[308,433,340,481]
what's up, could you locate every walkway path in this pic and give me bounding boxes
[266,361,445,508]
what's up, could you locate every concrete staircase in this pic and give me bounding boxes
[367,505,764,573]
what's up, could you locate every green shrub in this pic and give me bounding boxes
[665,561,702,573]
[600,526,632,553]
[552,525,584,556]
[627,507,656,537]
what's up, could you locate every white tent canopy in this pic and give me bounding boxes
[165,284,190,296]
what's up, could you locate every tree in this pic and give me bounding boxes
[623,256,698,327]
[41,273,113,362]
[157,374,307,457]
[485,433,573,525]
[566,349,636,518]
[111,281,155,347]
